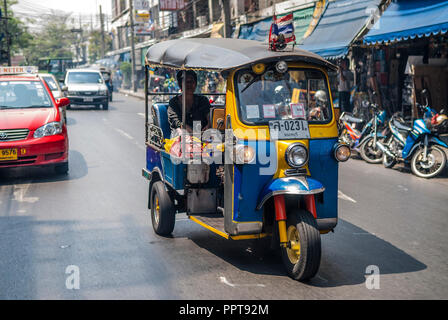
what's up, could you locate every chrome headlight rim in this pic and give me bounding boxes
[285,143,308,168]
[33,121,63,139]
[334,143,351,162]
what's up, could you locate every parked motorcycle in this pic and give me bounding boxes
[377,99,448,178]
[338,99,388,163]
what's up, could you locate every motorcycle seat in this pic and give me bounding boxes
[392,118,412,132]
[342,114,364,124]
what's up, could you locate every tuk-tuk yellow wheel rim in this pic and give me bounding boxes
[286,225,301,264]
[154,196,160,225]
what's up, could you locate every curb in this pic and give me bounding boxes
[118,89,145,100]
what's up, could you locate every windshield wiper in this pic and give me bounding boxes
[0,105,16,109]
[23,105,51,108]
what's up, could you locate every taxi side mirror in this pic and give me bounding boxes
[56,97,70,107]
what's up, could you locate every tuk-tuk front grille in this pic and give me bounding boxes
[285,168,307,176]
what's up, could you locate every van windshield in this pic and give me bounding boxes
[67,72,103,84]
[235,68,332,125]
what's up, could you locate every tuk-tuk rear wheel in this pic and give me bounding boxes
[280,209,321,281]
[150,181,175,236]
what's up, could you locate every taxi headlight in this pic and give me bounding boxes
[34,122,63,138]
[334,144,351,162]
[286,143,308,168]
[234,145,255,164]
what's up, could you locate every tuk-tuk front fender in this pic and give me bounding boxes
[256,176,325,211]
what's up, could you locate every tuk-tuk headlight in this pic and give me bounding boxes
[234,145,255,164]
[285,143,308,168]
[275,61,288,74]
[334,144,351,162]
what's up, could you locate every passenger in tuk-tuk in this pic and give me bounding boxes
[167,70,211,135]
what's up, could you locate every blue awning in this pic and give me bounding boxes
[300,0,382,59]
[364,0,448,45]
[238,17,272,42]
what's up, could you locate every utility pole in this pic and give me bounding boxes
[99,5,106,59]
[129,0,137,92]
[3,0,11,65]
[220,0,231,38]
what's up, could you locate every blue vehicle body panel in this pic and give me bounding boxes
[146,146,162,174]
[257,176,325,207]
[308,138,339,219]
[232,140,275,222]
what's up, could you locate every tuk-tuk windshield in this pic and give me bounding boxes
[235,68,332,124]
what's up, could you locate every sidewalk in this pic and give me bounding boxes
[118,88,145,100]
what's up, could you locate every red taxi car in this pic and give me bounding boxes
[0,66,70,174]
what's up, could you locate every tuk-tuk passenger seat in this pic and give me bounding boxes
[151,103,171,139]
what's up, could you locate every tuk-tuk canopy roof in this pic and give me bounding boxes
[145,38,337,72]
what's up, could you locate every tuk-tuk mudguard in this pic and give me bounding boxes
[256,176,325,211]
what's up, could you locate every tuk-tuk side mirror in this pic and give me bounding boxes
[211,107,226,130]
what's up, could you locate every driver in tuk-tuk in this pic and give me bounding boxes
[167,70,211,135]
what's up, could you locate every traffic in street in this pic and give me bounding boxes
[1,93,447,299]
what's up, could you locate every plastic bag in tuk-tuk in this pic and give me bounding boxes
[164,135,207,158]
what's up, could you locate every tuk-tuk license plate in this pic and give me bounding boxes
[0,148,18,161]
[269,120,310,140]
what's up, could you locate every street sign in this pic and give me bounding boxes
[159,0,185,11]
[135,11,150,24]
[134,0,150,11]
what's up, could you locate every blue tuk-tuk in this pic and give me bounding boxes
[142,38,350,281]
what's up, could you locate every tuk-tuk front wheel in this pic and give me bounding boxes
[280,209,321,281]
[150,181,175,236]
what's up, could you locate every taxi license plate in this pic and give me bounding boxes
[84,97,94,102]
[0,148,18,161]
[269,119,310,140]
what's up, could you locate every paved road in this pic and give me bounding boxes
[1,93,447,299]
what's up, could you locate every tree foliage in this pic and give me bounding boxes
[88,30,112,63]
[1,0,32,57]
[22,12,77,65]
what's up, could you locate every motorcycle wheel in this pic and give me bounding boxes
[360,137,383,164]
[410,145,447,179]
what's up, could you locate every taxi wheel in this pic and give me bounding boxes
[280,209,321,282]
[150,181,175,236]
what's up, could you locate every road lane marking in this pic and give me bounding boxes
[219,276,266,288]
[13,183,39,203]
[114,128,134,140]
[338,190,357,203]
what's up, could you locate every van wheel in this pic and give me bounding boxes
[102,102,109,110]
[150,181,175,236]
[280,209,321,281]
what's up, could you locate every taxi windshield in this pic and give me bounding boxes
[42,76,59,91]
[0,81,53,109]
[67,72,103,84]
[235,68,332,125]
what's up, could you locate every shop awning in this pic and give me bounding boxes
[237,6,316,43]
[363,0,448,45]
[238,17,272,42]
[300,0,382,59]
